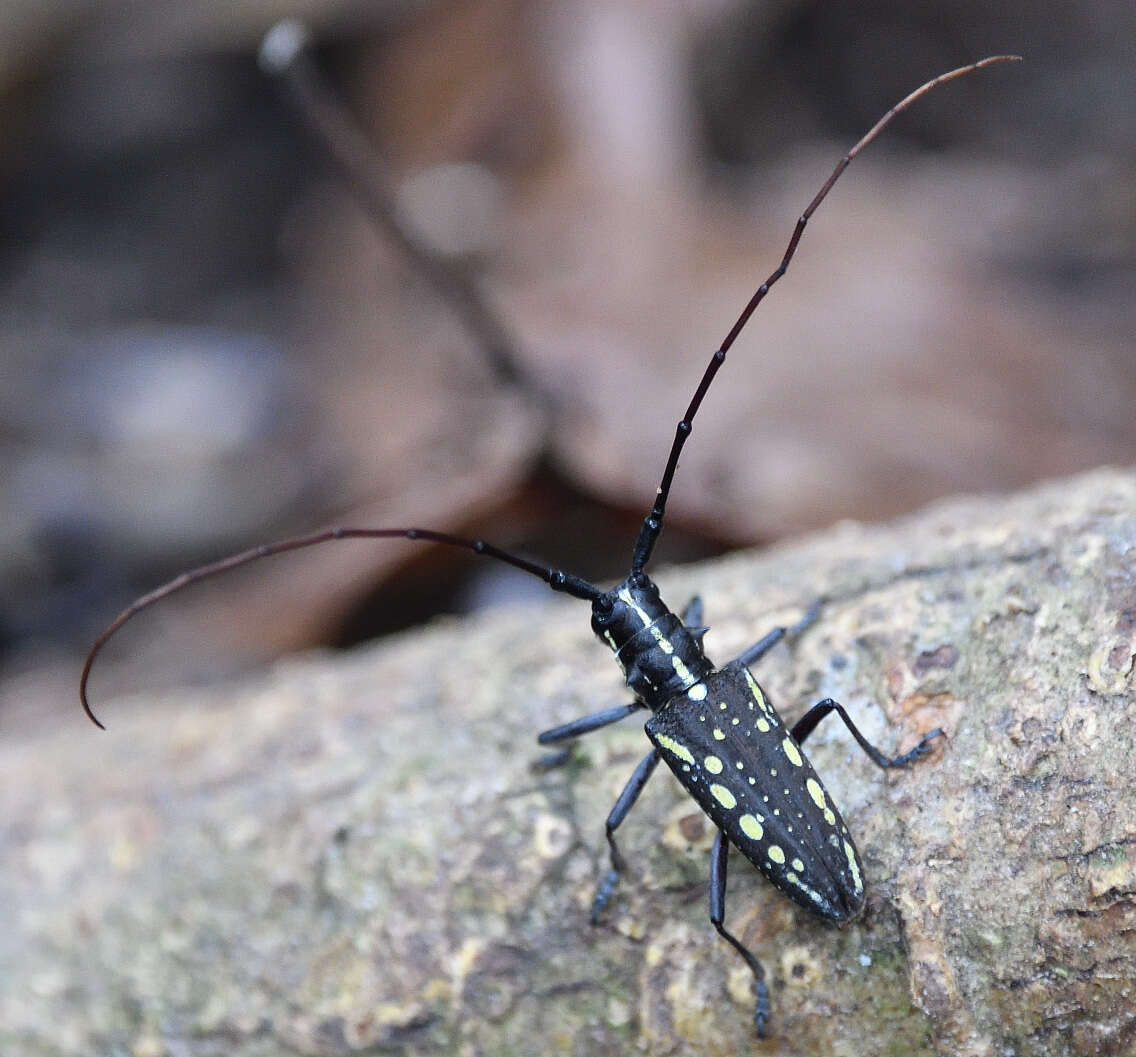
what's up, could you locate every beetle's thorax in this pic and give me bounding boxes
[591,574,713,710]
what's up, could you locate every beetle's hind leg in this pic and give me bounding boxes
[791,698,943,768]
[710,829,770,1037]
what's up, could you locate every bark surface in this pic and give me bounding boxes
[4,467,1135,1057]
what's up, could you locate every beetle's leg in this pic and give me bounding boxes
[710,829,770,1038]
[534,702,645,768]
[591,749,661,923]
[791,698,943,769]
[735,598,822,667]
[537,703,644,746]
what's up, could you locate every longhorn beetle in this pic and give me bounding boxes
[80,44,1020,1037]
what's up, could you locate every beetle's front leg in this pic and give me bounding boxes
[534,703,645,768]
[734,597,822,667]
[535,596,706,767]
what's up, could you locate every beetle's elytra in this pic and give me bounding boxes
[81,35,1020,1038]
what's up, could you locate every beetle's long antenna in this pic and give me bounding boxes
[629,54,1022,575]
[80,527,603,728]
[258,21,537,397]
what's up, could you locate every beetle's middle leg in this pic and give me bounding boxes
[590,748,661,921]
[791,698,943,768]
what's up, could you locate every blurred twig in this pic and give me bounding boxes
[259,20,545,403]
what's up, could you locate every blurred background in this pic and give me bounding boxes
[1,0,1132,729]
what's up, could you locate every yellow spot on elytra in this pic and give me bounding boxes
[655,734,695,766]
[844,840,863,893]
[710,784,737,810]
[739,814,763,840]
[783,871,823,905]
[731,717,740,726]
[687,683,708,702]
[756,717,771,733]
[782,737,803,767]
[735,761,744,769]
[704,755,724,774]
[744,669,772,713]
[713,728,726,741]
[792,857,805,872]
[768,845,786,865]
[806,778,828,811]
[824,808,837,826]
[719,702,728,711]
